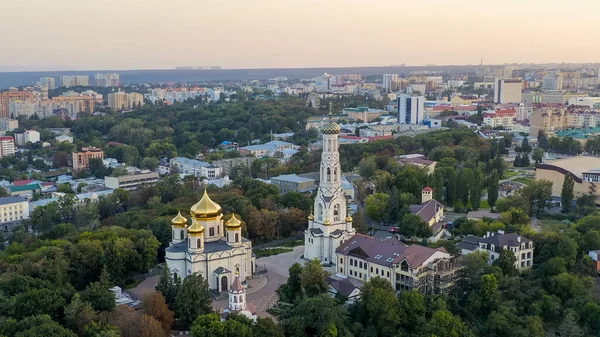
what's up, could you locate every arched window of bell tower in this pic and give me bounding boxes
[317,203,323,221]
[333,167,337,182]
[327,167,331,182]
[334,204,340,222]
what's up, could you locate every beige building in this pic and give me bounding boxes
[336,234,462,294]
[271,174,315,194]
[529,105,567,137]
[522,93,584,105]
[536,156,600,200]
[0,196,30,231]
[494,78,523,104]
[108,92,143,111]
[104,171,159,190]
[72,146,104,170]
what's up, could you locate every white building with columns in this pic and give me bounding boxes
[304,114,356,264]
[165,191,255,292]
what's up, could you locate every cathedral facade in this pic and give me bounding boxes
[304,115,356,263]
[165,190,254,292]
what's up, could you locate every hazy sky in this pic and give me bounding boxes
[1,0,599,71]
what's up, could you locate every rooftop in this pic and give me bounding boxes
[336,234,447,268]
[538,156,600,179]
[555,128,600,139]
[0,196,28,205]
[271,174,315,184]
[172,157,211,167]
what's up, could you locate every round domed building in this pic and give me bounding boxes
[165,190,255,293]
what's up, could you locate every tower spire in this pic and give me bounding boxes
[329,101,333,116]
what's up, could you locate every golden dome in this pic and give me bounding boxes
[323,218,331,226]
[190,190,222,219]
[171,211,188,227]
[346,215,353,222]
[321,121,341,135]
[226,214,243,229]
[307,212,314,221]
[188,220,205,234]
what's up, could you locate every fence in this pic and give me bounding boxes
[252,233,303,250]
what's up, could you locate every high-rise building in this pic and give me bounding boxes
[0,136,15,158]
[494,78,523,104]
[108,92,143,111]
[38,77,56,90]
[0,90,35,118]
[60,76,89,88]
[95,73,120,87]
[397,94,424,124]
[542,73,563,91]
[383,74,399,92]
[14,130,40,146]
[304,116,356,263]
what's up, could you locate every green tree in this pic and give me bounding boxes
[519,179,553,216]
[398,213,432,238]
[84,322,121,337]
[82,279,116,312]
[359,156,377,179]
[175,273,212,326]
[425,309,472,337]
[532,148,544,163]
[300,259,330,297]
[365,193,389,222]
[470,167,483,210]
[279,262,303,303]
[486,171,499,211]
[561,174,574,212]
[352,210,368,234]
[556,312,583,337]
[64,293,97,335]
[493,249,517,276]
[355,277,402,337]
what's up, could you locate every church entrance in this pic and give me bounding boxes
[221,276,228,292]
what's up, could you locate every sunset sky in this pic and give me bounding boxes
[1,0,598,71]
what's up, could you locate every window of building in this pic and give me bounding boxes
[527,252,531,258]
[340,268,343,274]
[327,167,331,182]
[359,261,362,268]
[340,258,343,264]
[521,261,525,268]
[387,271,390,278]
[334,204,340,222]
[359,273,362,278]
[521,253,525,260]
[196,239,201,248]
[370,267,373,273]
[376,268,379,274]
[209,227,215,236]
[180,231,184,240]
[317,203,323,221]
[235,233,239,242]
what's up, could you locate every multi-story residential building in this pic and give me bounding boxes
[38,77,56,90]
[0,136,15,158]
[335,234,462,294]
[72,147,104,170]
[104,171,159,190]
[170,157,222,179]
[343,107,388,122]
[493,78,523,103]
[108,92,143,111]
[529,105,567,137]
[0,119,18,132]
[60,75,89,88]
[95,73,120,87]
[0,196,30,231]
[8,100,37,118]
[383,74,399,92]
[483,108,517,129]
[542,73,563,91]
[52,95,96,115]
[398,94,424,125]
[567,97,600,109]
[271,174,316,194]
[458,230,534,269]
[522,92,584,105]
[0,90,35,118]
[14,130,40,146]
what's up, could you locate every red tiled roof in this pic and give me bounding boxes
[455,105,478,111]
[423,186,433,192]
[339,135,364,140]
[367,135,394,141]
[0,136,14,141]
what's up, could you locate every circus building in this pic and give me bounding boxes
[165,190,255,292]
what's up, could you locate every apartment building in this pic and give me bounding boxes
[61,76,89,88]
[38,77,56,90]
[14,130,40,146]
[170,157,222,179]
[108,92,143,111]
[52,95,96,115]
[95,73,120,87]
[0,90,35,118]
[397,94,425,125]
[104,172,159,190]
[383,74,399,92]
[522,92,584,105]
[483,108,517,129]
[239,140,299,158]
[0,136,15,158]
[493,78,523,103]
[72,147,104,170]
[0,196,30,231]
[0,119,18,132]
[529,105,566,137]
[458,230,534,269]
[336,234,462,295]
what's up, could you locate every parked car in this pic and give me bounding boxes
[388,227,399,233]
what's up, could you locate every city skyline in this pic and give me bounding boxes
[2,0,600,71]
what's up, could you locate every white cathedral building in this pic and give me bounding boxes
[165,190,255,292]
[304,114,356,263]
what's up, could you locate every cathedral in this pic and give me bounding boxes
[304,113,356,263]
[165,190,255,292]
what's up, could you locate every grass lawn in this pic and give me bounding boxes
[255,248,293,258]
[514,177,534,186]
[540,219,570,232]
[280,239,304,248]
[505,171,520,178]
[479,200,490,209]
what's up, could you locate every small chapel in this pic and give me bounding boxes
[165,190,255,292]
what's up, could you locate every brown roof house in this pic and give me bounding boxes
[335,234,462,295]
[407,187,446,242]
